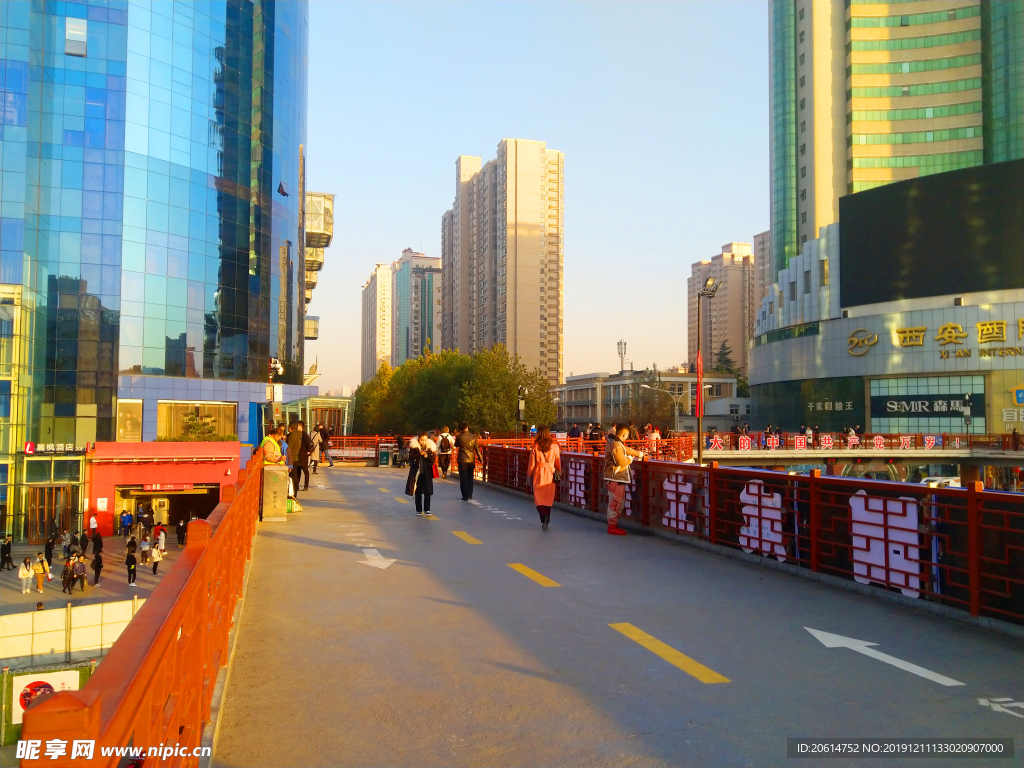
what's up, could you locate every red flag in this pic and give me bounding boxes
[696,354,704,417]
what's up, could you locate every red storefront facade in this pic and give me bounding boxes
[84,442,240,537]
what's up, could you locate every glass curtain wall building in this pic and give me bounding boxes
[0,0,314,538]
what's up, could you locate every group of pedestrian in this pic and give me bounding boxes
[260,421,334,501]
[509,422,647,535]
[8,511,173,600]
[401,423,482,514]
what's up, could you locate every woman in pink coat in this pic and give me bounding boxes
[527,426,561,531]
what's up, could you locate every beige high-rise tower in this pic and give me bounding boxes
[687,243,756,376]
[441,139,564,385]
[360,263,392,383]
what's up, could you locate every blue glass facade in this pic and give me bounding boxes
[0,0,314,537]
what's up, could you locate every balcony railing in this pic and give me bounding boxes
[305,287,313,304]
[306,270,318,289]
[304,316,319,340]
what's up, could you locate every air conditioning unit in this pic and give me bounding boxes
[734,415,740,421]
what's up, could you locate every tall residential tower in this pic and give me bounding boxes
[687,243,756,376]
[390,248,442,368]
[360,263,392,382]
[441,139,564,385]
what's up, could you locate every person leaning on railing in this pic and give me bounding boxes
[261,424,287,465]
[604,424,644,536]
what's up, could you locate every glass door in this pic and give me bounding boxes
[25,485,75,544]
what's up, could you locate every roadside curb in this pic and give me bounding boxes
[480,481,1024,643]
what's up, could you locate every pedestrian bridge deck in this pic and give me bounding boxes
[210,466,1024,767]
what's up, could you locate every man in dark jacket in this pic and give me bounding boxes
[92,531,103,556]
[568,423,581,438]
[454,423,480,501]
[286,421,312,494]
[317,423,334,467]
[1,535,13,570]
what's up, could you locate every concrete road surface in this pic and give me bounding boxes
[212,466,1024,768]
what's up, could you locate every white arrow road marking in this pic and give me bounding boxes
[979,698,1024,718]
[805,628,964,687]
[358,548,396,569]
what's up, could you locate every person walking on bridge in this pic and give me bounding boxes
[405,432,436,516]
[437,426,454,479]
[527,426,561,530]
[605,424,644,536]
[454,423,480,501]
[309,427,322,475]
[286,421,312,494]
[317,423,334,467]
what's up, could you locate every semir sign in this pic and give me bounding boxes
[869,394,984,419]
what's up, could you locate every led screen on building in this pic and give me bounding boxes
[839,159,1024,307]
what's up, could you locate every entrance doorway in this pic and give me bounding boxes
[116,486,221,530]
[25,485,76,544]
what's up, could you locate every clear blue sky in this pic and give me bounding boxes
[304,1,769,393]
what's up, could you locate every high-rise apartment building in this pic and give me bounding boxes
[0,1,321,540]
[752,230,772,306]
[769,0,1024,276]
[391,249,442,367]
[361,264,392,382]
[687,243,755,375]
[440,139,564,385]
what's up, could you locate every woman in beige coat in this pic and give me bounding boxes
[603,424,644,536]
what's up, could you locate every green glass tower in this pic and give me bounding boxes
[983,0,1024,163]
[769,0,1024,285]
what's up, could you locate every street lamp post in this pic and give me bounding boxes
[267,357,283,437]
[516,386,529,438]
[640,384,686,434]
[696,277,720,465]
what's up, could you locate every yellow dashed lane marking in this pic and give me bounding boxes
[452,531,481,544]
[507,563,560,587]
[424,513,439,520]
[364,479,374,484]
[378,487,390,493]
[395,498,409,504]
[609,622,730,684]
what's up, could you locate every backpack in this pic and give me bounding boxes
[440,435,451,452]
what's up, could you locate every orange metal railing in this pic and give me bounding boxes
[482,445,1024,626]
[329,432,1023,460]
[18,451,265,767]
[327,435,694,461]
